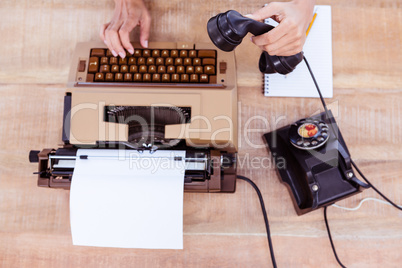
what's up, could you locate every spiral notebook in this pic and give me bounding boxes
[264,5,333,98]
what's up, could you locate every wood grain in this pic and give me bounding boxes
[0,0,401,267]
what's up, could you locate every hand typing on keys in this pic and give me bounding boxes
[100,0,151,59]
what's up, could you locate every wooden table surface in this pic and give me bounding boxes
[0,0,401,267]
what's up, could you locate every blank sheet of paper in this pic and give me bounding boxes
[70,149,186,249]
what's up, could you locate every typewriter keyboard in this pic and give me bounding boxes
[86,48,218,85]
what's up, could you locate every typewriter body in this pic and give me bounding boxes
[31,41,238,193]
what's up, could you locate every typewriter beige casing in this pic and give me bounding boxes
[66,42,237,153]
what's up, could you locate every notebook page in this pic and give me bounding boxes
[264,5,333,98]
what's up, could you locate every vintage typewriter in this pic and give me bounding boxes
[30,41,238,193]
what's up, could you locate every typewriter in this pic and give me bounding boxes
[30,41,238,193]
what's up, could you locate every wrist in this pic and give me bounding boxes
[292,0,316,5]
[114,0,144,3]
[291,0,315,18]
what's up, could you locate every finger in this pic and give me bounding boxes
[262,34,304,56]
[269,28,305,56]
[104,27,116,56]
[266,18,296,42]
[277,48,302,57]
[111,30,126,58]
[248,2,281,21]
[139,12,151,48]
[119,18,138,54]
[251,20,289,47]
[100,23,110,44]
[276,39,305,56]
[105,23,125,58]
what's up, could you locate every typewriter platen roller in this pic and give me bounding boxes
[30,147,236,193]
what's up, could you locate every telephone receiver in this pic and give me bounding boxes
[207,10,303,74]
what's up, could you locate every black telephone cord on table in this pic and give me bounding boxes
[350,159,402,211]
[323,207,347,268]
[237,175,277,268]
[304,56,402,267]
[304,55,401,212]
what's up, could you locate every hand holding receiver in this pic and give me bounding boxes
[247,0,315,56]
[207,10,303,74]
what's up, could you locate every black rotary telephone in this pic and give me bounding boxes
[207,10,370,215]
